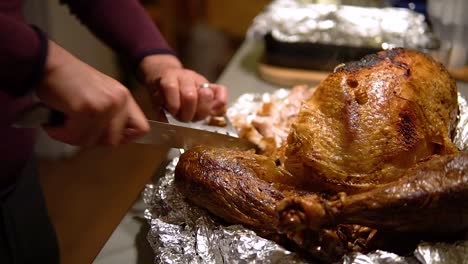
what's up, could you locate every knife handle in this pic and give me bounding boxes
[14,103,66,128]
[47,109,66,127]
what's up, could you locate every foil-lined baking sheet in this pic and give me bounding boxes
[246,0,437,50]
[144,92,468,264]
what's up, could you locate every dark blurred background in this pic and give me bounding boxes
[22,0,432,91]
[23,0,270,90]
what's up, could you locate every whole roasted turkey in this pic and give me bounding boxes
[174,49,468,262]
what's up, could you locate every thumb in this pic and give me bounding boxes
[121,96,149,143]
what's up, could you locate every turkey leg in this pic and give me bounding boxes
[277,153,468,235]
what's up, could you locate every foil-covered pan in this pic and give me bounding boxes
[247,0,437,50]
[144,92,468,264]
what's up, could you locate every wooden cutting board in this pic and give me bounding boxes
[257,62,329,87]
[258,62,468,87]
[449,66,468,83]
[38,86,169,264]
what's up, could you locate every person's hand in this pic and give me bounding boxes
[138,54,228,122]
[36,40,149,146]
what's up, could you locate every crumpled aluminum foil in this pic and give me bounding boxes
[454,93,468,151]
[144,91,468,264]
[143,158,307,264]
[247,0,437,50]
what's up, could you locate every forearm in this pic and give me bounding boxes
[0,14,48,97]
[61,0,176,68]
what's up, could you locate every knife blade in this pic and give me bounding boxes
[135,120,254,150]
[13,102,255,150]
[163,109,238,137]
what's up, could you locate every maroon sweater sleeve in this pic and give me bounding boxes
[61,0,176,68]
[0,14,48,97]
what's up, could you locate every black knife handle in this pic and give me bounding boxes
[47,109,66,127]
[14,102,66,128]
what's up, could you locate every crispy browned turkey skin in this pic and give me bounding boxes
[174,49,467,262]
[286,48,459,194]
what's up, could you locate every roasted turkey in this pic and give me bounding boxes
[174,49,468,262]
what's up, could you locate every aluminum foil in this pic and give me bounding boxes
[144,91,468,263]
[143,158,307,264]
[226,89,291,124]
[246,0,437,50]
[454,93,468,151]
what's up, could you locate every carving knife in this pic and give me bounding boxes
[136,119,253,150]
[14,102,255,150]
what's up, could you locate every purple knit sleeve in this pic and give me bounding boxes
[0,14,48,97]
[61,0,177,68]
